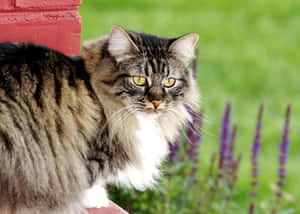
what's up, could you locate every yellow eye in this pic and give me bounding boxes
[133,76,146,86]
[164,78,176,87]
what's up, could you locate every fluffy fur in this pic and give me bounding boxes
[0,26,199,213]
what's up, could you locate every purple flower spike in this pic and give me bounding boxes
[252,167,259,178]
[225,124,239,190]
[218,102,231,175]
[189,167,199,184]
[185,108,203,163]
[249,191,257,197]
[227,124,237,164]
[168,139,180,164]
[278,168,286,178]
[208,152,217,178]
[249,104,264,203]
[276,191,283,198]
[277,181,285,187]
[230,153,242,189]
[276,104,291,198]
[249,105,262,214]
[249,202,255,214]
[252,104,263,167]
[278,104,291,166]
[184,108,204,184]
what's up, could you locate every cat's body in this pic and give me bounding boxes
[0,42,102,213]
[0,26,199,214]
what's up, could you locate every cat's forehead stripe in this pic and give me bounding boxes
[144,61,149,76]
[148,59,156,74]
[152,58,158,73]
[143,57,169,77]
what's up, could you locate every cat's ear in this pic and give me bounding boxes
[108,26,139,62]
[169,33,199,65]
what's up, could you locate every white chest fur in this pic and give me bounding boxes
[82,109,190,208]
[107,113,168,190]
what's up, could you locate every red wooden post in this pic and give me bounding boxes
[0,0,82,55]
[87,202,129,214]
[0,1,129,213]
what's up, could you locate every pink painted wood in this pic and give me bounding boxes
[87,201,129,214]
[15,0,82,8]
[0,0,82,55]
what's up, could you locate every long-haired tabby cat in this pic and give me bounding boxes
[0,26,199,214]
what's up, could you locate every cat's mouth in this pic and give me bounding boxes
[143,100,166,113]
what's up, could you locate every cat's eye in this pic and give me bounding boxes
[133,76,146,86]
[164,78,176,88]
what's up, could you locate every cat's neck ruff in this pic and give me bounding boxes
[106,104,191,190]
[109,113,167,190]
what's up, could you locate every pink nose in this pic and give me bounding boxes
[152,100,162,108]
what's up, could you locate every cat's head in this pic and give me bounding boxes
[83,26,199,120]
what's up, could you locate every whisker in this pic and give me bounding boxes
[165,109,195,145]
[106,107,138,144]
[166,108,218,141]
[96,105,136,143]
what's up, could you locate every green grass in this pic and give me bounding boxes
[79,0,300,212]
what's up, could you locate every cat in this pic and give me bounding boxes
[0,26,199,214]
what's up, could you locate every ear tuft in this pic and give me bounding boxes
[108,26,139,62]
[169,33,199,65]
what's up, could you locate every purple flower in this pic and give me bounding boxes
[218,102,231,174]
[185,108,203,163]
[251,104,263,167]
[249,202,255,214]
[225,124,240,190]
[277,181,285,187]
[249,109,262,214]
[278,168,286,178]
[276,104,291,198]
[252,167,259,178]
[249,191,257,197]
[249,104,263,214]
[208,152,218,178]
[229,152,242,190]
[275,191,283,198]
[184,108,203,183]
[227,124,237,164]
[168,139,180,164]
[190,167,198,184]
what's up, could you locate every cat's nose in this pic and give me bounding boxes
[152,100,162,108]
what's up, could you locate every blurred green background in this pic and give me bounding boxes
[79,0,299,212]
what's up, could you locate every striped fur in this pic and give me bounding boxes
[0,43,103,213]
[0,26,199,213]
